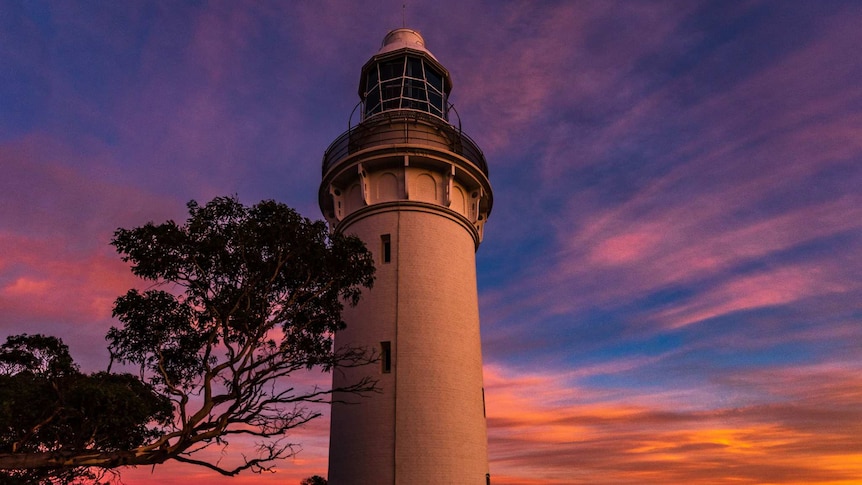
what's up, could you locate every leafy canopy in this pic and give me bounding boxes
[0,334,171,484]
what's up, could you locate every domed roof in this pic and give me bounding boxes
[376,28,438,60]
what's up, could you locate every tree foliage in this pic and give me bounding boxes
[300,475,328,485]
[0,196,376,479]
[0,334,171,484]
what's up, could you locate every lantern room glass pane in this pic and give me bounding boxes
[383,78,401,97]
[403,79,427,101]
[426,66,443,91]
[428,91,443,112]
[367,67,378,88]
[406,56,423,78]
[380,59,404,80]
[405,100,428,111]
[365,86,380,113]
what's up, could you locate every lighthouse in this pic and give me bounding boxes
[319,29,493,484]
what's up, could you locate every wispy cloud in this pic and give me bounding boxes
[479,2,862,360]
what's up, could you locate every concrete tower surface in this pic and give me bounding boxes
[319,29,493,484]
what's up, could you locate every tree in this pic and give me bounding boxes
[0,196,376,479]
[300,475,328,485]
[0,334,172,484]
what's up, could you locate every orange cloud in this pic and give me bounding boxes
[482,363,862,484]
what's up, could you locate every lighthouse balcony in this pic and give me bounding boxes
[322,109,488,178]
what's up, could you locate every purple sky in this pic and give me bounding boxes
[2,1,862,484]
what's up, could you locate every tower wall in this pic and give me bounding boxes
[328,203,488,484]
[391,208,488,483]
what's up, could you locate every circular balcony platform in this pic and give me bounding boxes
[322,109,488,177]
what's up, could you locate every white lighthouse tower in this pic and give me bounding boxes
[319,29,493,484]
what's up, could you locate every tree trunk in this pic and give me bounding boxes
[0,449,165,470]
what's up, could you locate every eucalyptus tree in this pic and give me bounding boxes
[0,196,376,481]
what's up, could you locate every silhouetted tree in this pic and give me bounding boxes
[0,334,171,484]
[0,196,376,480]
[300,475,328,485]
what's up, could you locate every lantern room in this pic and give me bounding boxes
[358,28,453,120]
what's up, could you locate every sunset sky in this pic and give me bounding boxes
[2,1,862,484]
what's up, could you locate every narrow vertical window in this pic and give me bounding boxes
[482,387,486,418]
[381,234,391,263]
[380,341,392,373]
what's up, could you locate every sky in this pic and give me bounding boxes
[1,1,861,484]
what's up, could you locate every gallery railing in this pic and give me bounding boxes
[322,108,488,176]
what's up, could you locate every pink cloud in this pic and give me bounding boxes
[653,263,840,329]
[587,229,662,266]
[0,234,135,324]
[3,277,51,296]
